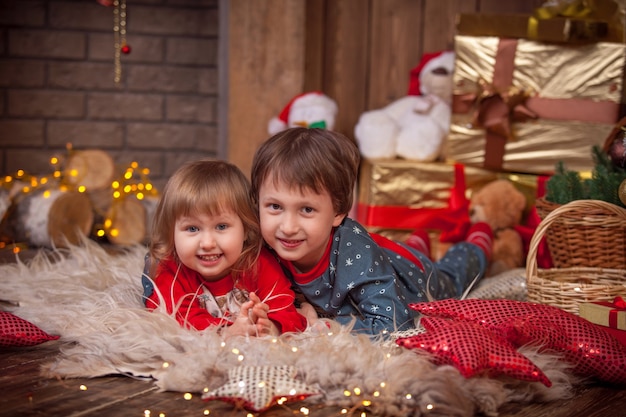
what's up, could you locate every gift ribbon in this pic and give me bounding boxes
[452,37,620,171]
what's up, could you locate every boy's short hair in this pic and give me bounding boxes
[250,127,360,215]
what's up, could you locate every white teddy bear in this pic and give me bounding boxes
[268,91,338,135]
[354,51,455,161]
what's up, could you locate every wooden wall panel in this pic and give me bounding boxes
[367,0,424,110]
[303,0,326,92]
[226,0,306,175]
[225,0,553,167]
[321,0,370,139]
[422,0,477,53]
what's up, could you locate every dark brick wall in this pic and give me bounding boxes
[0,0,220,190]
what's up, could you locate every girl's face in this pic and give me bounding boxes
[258,177,345,273]
[174,209,245,281]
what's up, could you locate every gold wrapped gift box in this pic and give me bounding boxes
[355,159,541,256]
[446,35,626,174]
[456,0,624,43]
[579,299,626,331]
[456,13,611,43]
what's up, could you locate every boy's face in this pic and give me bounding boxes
[258,177,345,273]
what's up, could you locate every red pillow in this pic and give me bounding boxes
[396,316,552,386]
[0,311,59,347]
[410,299,626,384]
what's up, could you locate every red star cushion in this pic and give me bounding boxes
[202,365,321,412]
[0,311,59,347]
[396,317,552,386]
[410,299,626,384]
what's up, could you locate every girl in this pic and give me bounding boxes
[142,159,307,337]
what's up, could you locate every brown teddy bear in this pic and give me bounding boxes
[469,179,528,276]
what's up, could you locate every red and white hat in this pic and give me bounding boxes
[407,51,455,96]
[268,91,338,135]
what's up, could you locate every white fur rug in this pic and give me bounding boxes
[0,242,575,417]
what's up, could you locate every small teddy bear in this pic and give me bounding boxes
[354,51,454,161]
[469,179,528,276]
[268,91,338,135]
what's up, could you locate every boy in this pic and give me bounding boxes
[250,127,492,336]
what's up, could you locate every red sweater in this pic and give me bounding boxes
[146,247,307,333]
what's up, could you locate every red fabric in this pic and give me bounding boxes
[517,174,553,268]
[405,229,432,259]
[397,316,551,386]
[147,247,307,333]
[0,311,59,347]
[277,91,323,124]
[370,233,424,271]
[604,327,626,347]
[465,222,494,260]
[287,236,333,285]
[408,51,445,96]
[411,299,626,384]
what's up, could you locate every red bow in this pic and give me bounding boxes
[472,80,538,141]
[612,296,626,310]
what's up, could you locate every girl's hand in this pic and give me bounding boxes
[247,292,269,323]
[220,293,278,338]
[221,299,256,338]
[248,292,278,336]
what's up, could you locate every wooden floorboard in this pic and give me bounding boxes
[1,340,626,417]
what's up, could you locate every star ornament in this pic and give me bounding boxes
[396,317,552,387]
[410,299,626,384]
[202,365,322,412]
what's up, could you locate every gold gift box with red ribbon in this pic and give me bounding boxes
[356,159,544,259]
[356,159,499,244]
[445,35,625,174]
[579,297,626,331]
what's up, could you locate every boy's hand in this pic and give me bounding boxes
[220,293,278,338]
[297,302,319,324]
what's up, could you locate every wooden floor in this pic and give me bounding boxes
[1,340,625,417]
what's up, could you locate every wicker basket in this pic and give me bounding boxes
[527,200,626,315]
[535,197,626,269]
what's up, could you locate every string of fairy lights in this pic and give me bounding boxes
[0,145,158,252]
[68,333,435,417]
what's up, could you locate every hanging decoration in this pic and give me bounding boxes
[113,0,129,84]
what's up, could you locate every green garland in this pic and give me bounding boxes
[545,145,626,208]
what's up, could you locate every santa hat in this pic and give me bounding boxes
[407,51,455,96]
[267,91,337,135]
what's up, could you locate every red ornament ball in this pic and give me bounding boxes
[121,44,131,55]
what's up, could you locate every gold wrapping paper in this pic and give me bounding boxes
[456,13,612,43]
[357,159,497,209]
[446,35,626,174]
